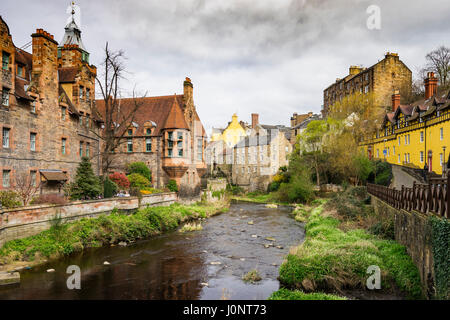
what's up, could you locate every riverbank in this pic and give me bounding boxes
[272,188,423,300]
[0,200,229,273]
[231,192,290,206]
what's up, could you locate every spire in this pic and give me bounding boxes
[60,2,87,51]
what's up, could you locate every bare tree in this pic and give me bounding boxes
[425,46,450,88]
[93,43,146,175]
[14,172,40,206]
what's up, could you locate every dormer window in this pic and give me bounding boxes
[79,86,84,100]
[127,129,133,136]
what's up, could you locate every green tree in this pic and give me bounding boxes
[69,157,102,200]
[127,173,151,190]
[127,162,152,182]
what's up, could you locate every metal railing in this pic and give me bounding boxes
[367,173,449,219]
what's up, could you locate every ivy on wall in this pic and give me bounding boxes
[429,216,450,299]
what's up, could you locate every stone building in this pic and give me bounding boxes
[210,113,246,148]
[291,113,322,144]
[96,78,207,196]
[0,13,102,195]
[231,128,292,192]
[322,52,412,117]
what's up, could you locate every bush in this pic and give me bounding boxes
[31,194,67,205]
[0,190,22,208]
[275,174,314,203]
[268,181,280,192]
[127,173,151,190]
[127,162,152,182]
[108,172,130,189]
[166,179,178,192]
[103,177,118,198]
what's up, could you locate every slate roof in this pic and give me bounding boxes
[234,134,274,148]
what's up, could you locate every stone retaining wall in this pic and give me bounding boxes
[371,195,435,297]
[0,192,177,247]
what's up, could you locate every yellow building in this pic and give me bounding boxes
[210,113,247,148]
[360,72,450,175]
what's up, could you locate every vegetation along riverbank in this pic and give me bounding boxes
[272,187,423,300]
[0,200,229,272]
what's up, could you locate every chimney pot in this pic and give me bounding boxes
[251,113,259,129]
[392,90,401,112]
[425,72,438,99]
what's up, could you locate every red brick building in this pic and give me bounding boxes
[0,14,102,195]
[96,78,207,196]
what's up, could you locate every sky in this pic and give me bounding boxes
[2,0,450,136]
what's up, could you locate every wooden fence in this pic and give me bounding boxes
[367,174,449,219]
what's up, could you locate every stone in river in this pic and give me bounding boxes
[0,272,20,285]
[103,261,110,265]
[276,245,284,249]
[200,282,209,287]
[247,221,254,225]
[210,261,222,265]
[264,244,270,248]
[46,269,55,273]
[118,241,127,247]
[240,258,246,261]
[251,234,258,238]
[265,237,276,241]
[265,204,278,208]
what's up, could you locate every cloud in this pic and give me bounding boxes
[3,0,450,135]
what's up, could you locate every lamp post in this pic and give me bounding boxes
[443,146,447,177]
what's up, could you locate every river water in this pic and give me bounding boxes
[0,202,304,300]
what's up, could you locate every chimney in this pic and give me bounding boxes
[392,90,400,112]
[349,66,363,76]
[31,29,58,90]
[424,72,438,99]
[183,77,193,109]
[251,113,259,128]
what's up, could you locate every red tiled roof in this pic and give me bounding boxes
[96,94,187,136]
[58,67,79,83]
[162,95,189,130]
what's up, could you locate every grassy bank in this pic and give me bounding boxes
[275,189,423,300]
[0,201,229,271]
[231,192,290,205]
[268,288,346,300]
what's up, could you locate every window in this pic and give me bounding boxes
[146,138,152,152]
[178,141,183,157]
[86,114,90,127]
[420,131,424,143]
[79,113,83,126]
[420,151,424,163]
[364,85,369,94]
[376,149,379,158]
[398,136,401,145]
[61,138,66,155]
[61,107,66,120]
[393,146,396,155]
[2,51,10,70]
[128,129,133,136]
[2,128,10,148]
[407,153,410,163]
[127,138,133,152]
[178,132,183,140]
[440,153,443,166]
[2,88,10,106]
[197,138,203,161]
[79,86,83,100]
[17,65,23,77]
[2,170,10,188]
[440,128,444,140]
[31,100,36,113]
[86,142,90,158]
[168,147,173,157]
[146,128,151,135]
[86,88,90,100]
[30,133,36,151]
[168,131,173,141]
[79,141,83,157]
[30,170,37,187]
[365,73,369,81]
[398,154,401,163]
[408,134,410,145]
[404,135,408,145]
[387,147,390,156]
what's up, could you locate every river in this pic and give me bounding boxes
[0,201,304,300]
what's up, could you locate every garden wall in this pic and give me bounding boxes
[0,193,177,247]
[371,195,436,297]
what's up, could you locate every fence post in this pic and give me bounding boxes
[447,172,450,218]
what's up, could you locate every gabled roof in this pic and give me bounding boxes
[162,95,189,130]
[96,94,187,136]
[59,86,80,116]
